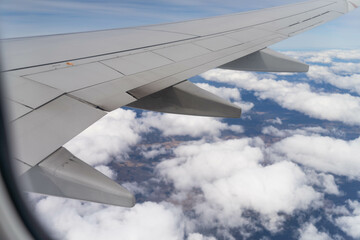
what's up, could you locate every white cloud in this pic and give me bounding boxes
[305,171,340,195]
[335,200,360,239]
[331,62,360,75]
[141,144,168,159]
[262,125,328,138]
[64,109,142,166]
[307,65,360,95]
[187,233,216,240]
[134,84,248,139]
[27,49,360,239]
[64,99,245,169]
[307,55,332,64]
[157,138,264,190]
[157,138,322,232]
[284,50,360,63]
[94,165,117,179]
[33,122,349,239]
[197,161,320,229]
[271,135,360,179]
[235,101,254,113]
[195,83,240,101]
[299,223,331,240]
[122,182,148,196]
[202,69,360,125]
[266,117,282,125]
[33,197,186,240]
[195,83,254,113]
[140,112,243,138]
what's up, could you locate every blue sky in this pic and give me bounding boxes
[1,0,359,49]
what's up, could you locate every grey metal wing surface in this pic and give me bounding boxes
[1,0,358,207]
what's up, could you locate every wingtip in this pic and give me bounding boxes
[226,105,242,118]
[346,0,360,12]
[129,195,136,208]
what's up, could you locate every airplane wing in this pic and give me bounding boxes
[1,0,358,207]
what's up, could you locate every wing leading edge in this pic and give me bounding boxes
[2,0,359,207]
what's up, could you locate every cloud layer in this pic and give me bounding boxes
[272,135,360,179]
[139,112,243,138]
[157,138,322,232]
[25,49,360,240]
[202,69,360,125]
[33,197,186,240]
[64,109,142,166]
[335,200,360,239]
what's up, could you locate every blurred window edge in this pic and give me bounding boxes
[0,62,51,240]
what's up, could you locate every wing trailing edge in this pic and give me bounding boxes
[127,80,241,118]
[20,147,135,207]
[219,48,309,73]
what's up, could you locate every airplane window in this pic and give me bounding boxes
[0,76,50,239]
[1,0,360,240]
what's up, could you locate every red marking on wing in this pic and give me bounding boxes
[349,1,358,8]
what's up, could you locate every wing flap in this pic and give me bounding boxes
[127,80,241,118]
[20,147,135,207]
[25,62,123,92]
[11,95,105,166]
[4,74,63,109]
[1,29,193,71]
[101,52,173,76]
[219,48,309,72]
[7,100,32,121]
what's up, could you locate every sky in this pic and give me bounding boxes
[2,0,360,240]
[0,0,360,49]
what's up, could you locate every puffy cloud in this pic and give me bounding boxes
[335,200,360,239]
[307,65,360,95]
[33,127,348,239]
[122,182,148,195]
[157,138,322,232]
[265,117,282,125]
[140,112,243,138]
[94,165,117,179]
[195,83,254,113]
[202,69,360,125]
[64,93,246,167]
[63,104,245,161]
[64,109,142,166]
[238,101,254,113]
[195,83,241,101]
[28,49,360,240]
[197,161,320,229]
[157,138,264,190]
[141,144,168,159]
[331,62,360,75]
[262,125,328,138]
[271,135,360,179]
[284,49,360,63]
[305,171,340,195]
[33,197,186,240]
[187,233,216,240]
[298,223,331,240]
